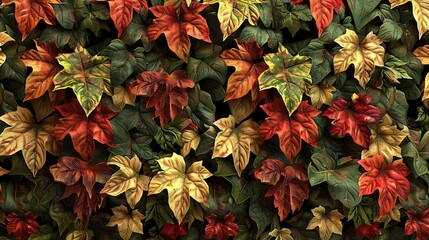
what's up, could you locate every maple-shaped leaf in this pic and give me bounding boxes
[53,45,112,116]
[405,208,429,240]
[254,159,310,220]
[258,44,312,115]
[160,223,188,239]
[310,0,344,37]
[0,32,15,67]
[129,70,194,127]
[220,40,268,102]
[212,115,260,177]
[148,153,213,224]
[378,204,402,226]
[181,129,200,157]
[361,114,409,163]
[323,93,383,148]
[268,228,293,240]
[305,84,336,109]
[55,98,117,160]
[0,106,59,176]
[148,2,211,62]
[100,0,148,37]
[358,154,410,217]
[107,205,145,240]
[333,29,385,88]
[50,156,112,197]
[260,98,320,162]
[306,206,345,240]
[112,86,135,112]
[203,0,261,40]
[5,212,39,240]
[355,222,381,239]
[205,212,239,239]
[101,155,150,209]
[0,0,61,40]
[20,41,60,101]
[390,0,429,38]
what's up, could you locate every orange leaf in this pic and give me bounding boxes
[310,0,344,37]
[103,0,148,37]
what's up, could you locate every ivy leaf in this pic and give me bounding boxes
[112,86,136,112]
[268,228,293,240]
[306,206,345,240]
[378,204,402,226]
[254,159,310,220]
[346,0,382,31]
[148,153,213,224]
[181,129,200,157]
[212,115,260,177]
[323,93,383,148]
[203,0,261,40]
[305,84,336,109]
[358,154,411,217]
[405,208,429,240]
[106,205,145,240]
[390,0,429,38]
[205,212,239,239]
[186,43,227,84]
[220,41,267,102]
[260,99,320,162]
[271,2,312,36]
[55,98,117,160]
[0,0,61,40]
[148,2,211,62]
[129,70,195,127]
[333,29,385,88]
[259,44,312,115]
[0,107,59,176]
[101,155,150,209]
[239,26,282,50]
[5,212,39,240]
[309,0,345,37]
[0,32,15,67]
[53,45,112,116]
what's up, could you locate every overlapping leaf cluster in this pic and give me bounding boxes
[0,0,428,239]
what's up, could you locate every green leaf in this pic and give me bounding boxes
[239,26,282,50]
[0,44,26,83]
[347,197,377,227]
[145,194,175,226]
[154,125,182,152]
[224,176,249,204]
[53,45,111,116]
[347,0,382,31]
[247,181,274,239]
[195,126,217,156]
[186,43,227,84]
[378,20,404,42]
[271,1,312,36]
[186,85,216,131]
[382,54,412,85]
[53,0,75,30]
[300,39,332,85]
[29,225,57,240]
[399,178,429,212]
[49,203,75,235]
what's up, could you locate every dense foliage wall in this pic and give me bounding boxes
[0,0,428,239]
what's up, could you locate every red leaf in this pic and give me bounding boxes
[310,0,345,37]
[148,2,211,62]
[356,222,381,239]
[323,93,382,148]
[358,155,410,217]
[255,159,310,220]
[5,212,39,240]
[205,212,239,240]
[260,98,320,162]
[405,208,429,240]
[160,223,188,239]
[105,0,148,37]
[55,99,117,160]
[129,70,194,127]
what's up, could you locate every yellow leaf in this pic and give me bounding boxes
[378,204,402,226]
[148,153,212,224]
[305,84,336,109]
[361,114,409,163]
[0,32,14,67]
[181,129,201,157]
[112,86,136,112]
[184,201,204,227]
[334,29,385,88]
[306,205,344,240]
[390,0,429,38]
[101,155,149,209]
[268,228,294,240]
[212,115,260,177]
[66,230,94,240]
[413,45,429,64]
[0,167,8,176]
[106,205,145,240]
[30,93,55,123]
[228,93,254,123]
[423,73,429,108]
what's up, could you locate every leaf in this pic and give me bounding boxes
[205,212,239,239]
[53,45,112,116]
[413,45,429,64]
[333,29,385,88]
[308,153,361,208]
[101,0,147,37]
[405,208,429,240]
[49,203,74,235]
[309,0,345,37]
[268,228,293,240]
[323,93,383,148]
[361,114,409,163]
[148,2,211,62]
[422,73,429,109]
[346,0,382,31]
[228,93,253,123]
[271,2,312,36]
[254,159,310,220]
[112,86,136,112]
[355,222,381,239]
[106,205,145,240]
[159,223,188,239]
[378,204,402,226]
[181,129,200,157]
[212,115,260,176]
[129,70,195,127]
[186,43,227,84]
[358,154,411,217]
[186,85,216,130]
[0,106,59,176]
[0,0,61,40]
[306,206,345,240]
[390,0,429,38]
[0,32,14,67]
[305,84,336,109]
[239,26,283,50]
[203,0,261,40]
[260,99,320,162]
[258,44,312,115]
[100,155,150,209]
[148,153,213,224]
[221,40,267,102]
[5,212,39,240]
[55,98,117,160]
